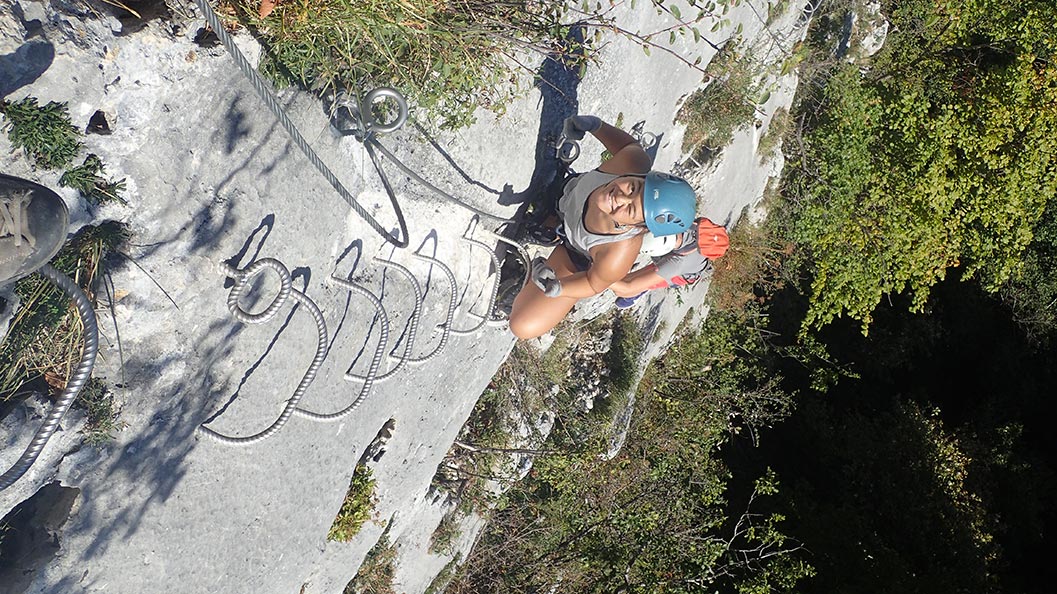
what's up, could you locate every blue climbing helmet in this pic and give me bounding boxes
[642,171,697,236]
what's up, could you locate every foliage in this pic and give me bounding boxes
[59,154,127,205]
[0,97,82,169]
[651,307,794,442]
[782,0,1057,331]
[601,312,644,399]
[78,377,124,445]
[1000,194,1057,341]
[328,464,376,542]
[1,222,129,401]
[428,511,461,556]
[344,524,398,594]
[678,39,762,163]
[708,207,791,314]
[449,311,809,593]
[226,0,742,129]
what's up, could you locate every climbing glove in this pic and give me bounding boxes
[561,115,602,142]
[530,256,562,298]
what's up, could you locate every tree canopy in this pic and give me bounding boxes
[786,0,1057,331]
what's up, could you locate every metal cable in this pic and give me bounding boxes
[369,140,515,224]
[291,275,389,421]
[0,265,98,491]
[197,258,329,446]
[405,253,457,364]
[191,0,409,248]
[451,234,503,334]
[346,258,422,383]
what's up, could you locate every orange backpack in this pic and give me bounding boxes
[696,218,730,259]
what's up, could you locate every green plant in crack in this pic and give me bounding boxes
[77,377,125,445]
[328,464,376,542]
[0,97,82,169]
[60,154,127,205]
[429,511,462,556]
[678,39,762,162]
[344,520,398,594]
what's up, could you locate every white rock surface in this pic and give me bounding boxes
[0,0,811,591]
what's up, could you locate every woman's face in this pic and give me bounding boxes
[593,176,646,228]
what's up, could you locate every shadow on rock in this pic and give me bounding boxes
[0,40,54,98]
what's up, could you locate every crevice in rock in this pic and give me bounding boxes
[0,482,81,594]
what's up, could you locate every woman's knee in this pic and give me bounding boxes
[509,308,546,340]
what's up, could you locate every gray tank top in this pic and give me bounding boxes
[558,169,642,261]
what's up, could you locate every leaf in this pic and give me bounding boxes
[643,44,652,56]
[671,4,682,19]
[670,31,677,44]
[735,22,743,35]
[711,20,721,32]
[692,26,702,42]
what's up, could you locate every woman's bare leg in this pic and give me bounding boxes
[508,246,581,340]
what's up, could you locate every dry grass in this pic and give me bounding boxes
[0,222,128,401]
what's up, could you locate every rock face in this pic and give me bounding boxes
[0,0,810,592]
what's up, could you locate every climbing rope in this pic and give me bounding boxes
[0,265,98,491]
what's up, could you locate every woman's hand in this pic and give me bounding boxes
[561,115,602,141]
[530,257,563,298]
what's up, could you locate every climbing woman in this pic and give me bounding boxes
[507,115,697,339]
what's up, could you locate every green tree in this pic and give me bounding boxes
[785,0,1057,331]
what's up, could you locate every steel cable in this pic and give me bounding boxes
[191,0,409,248]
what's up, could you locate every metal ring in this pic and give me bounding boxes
[557,140,580,163]
[638,132,658,150]
[363,87,409,135]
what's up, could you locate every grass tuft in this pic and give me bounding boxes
[77,377,124,445]
[60,154,127,205]
[1,222,129,401]
[328,464,376,542]
[344,523,398,594]
[678,40,761,163]
[0,97,82,169]
[222,0,580,129]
